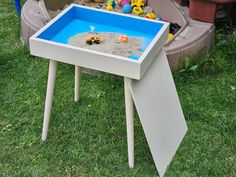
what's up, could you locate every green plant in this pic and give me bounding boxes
[179,57,199,74]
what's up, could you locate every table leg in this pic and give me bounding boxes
[75,66,81,102]
[124,77,134,168]
[42,60,58,141]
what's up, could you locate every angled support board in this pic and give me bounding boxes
[130,48,188,177]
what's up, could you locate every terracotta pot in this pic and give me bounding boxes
[189,0,218,22]
[189,0,236,23]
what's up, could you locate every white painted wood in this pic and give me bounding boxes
[74,66,81,102]
[124,77,134,168]
[42,60,58,141]
[30,38,141,79]
[129,49,188,177]
[139,27,169,78]
[29,4,169,80]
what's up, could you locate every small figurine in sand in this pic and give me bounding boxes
[89,25,96,34]
[86,25,104,45]
[119,34,129,43]
[86,36,104,45]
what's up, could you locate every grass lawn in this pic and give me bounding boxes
[0,1,236,177]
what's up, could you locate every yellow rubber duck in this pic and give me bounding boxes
[145,12,157,19]
[132,6,144,15]
[106,5,113,11]
[131,0,144,15]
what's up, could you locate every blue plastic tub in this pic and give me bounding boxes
[37,5,164,60]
